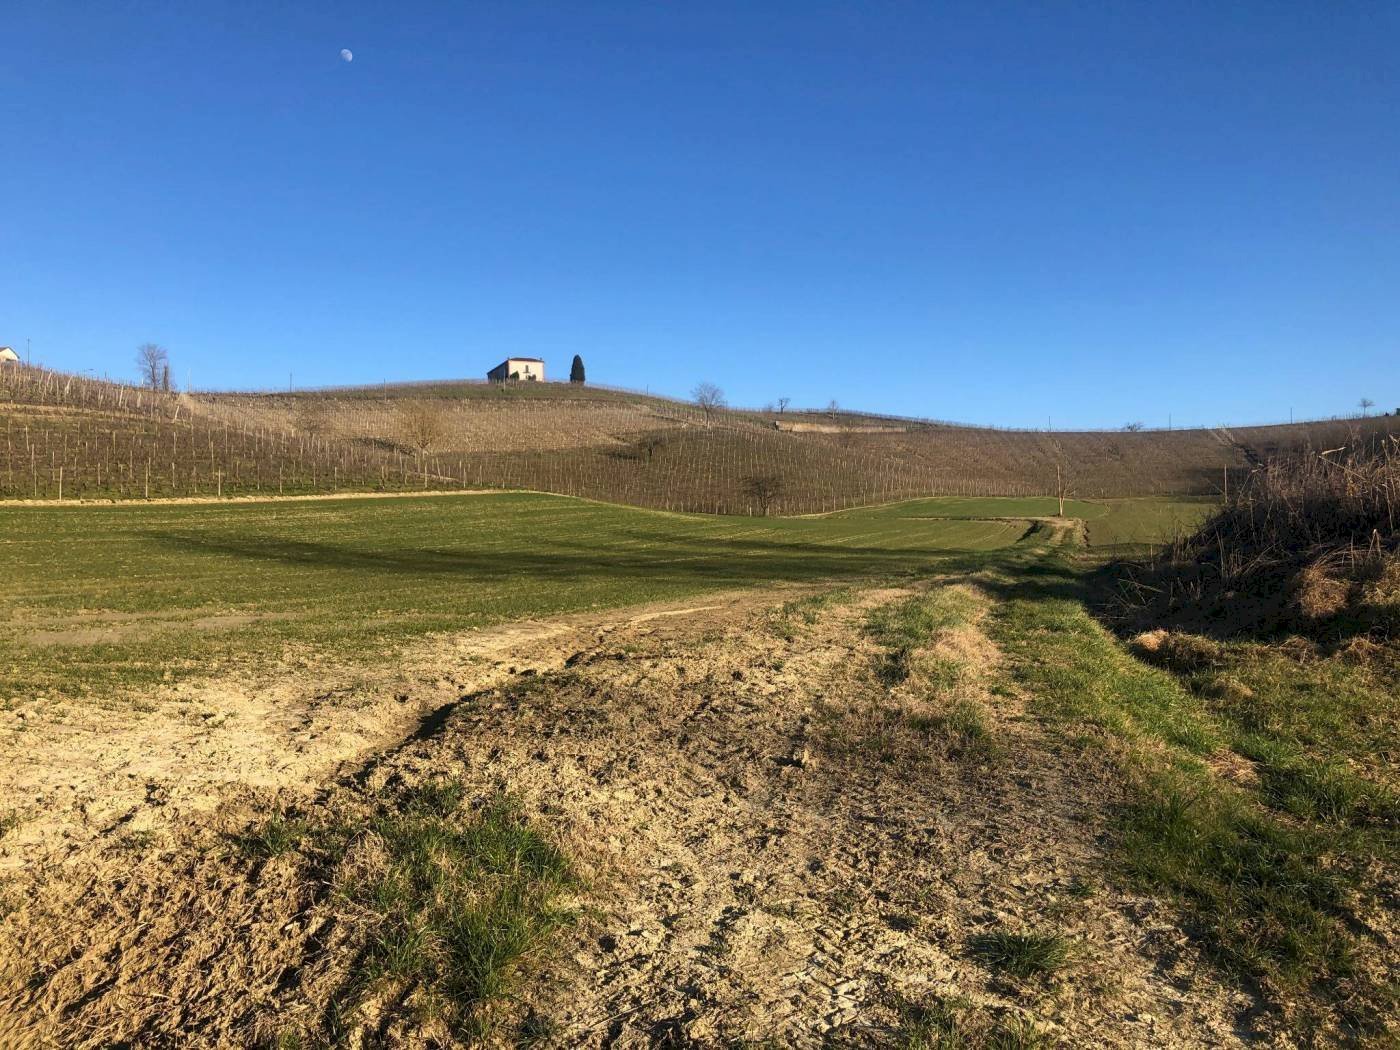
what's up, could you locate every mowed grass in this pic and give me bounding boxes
[0,492,1027,699]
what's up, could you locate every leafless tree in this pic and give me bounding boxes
[693,382,726,424]
[400,401,447,453]
[136,343,168,390]
[1055,461,1075,517]
[1359,398,1375,417]
[777,397,790,414]
[1123,421,1144,432]
[639,433,667,461]
[741,473,785,516]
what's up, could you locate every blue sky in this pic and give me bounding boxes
[2,2,1396,427]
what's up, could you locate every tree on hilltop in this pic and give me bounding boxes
[136,343,169,391]
[1359,397,1375,417]
[570,355,586,384]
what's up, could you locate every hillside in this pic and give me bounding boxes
[4,366,1397,512]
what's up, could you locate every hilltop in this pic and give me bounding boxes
[3,366,1396,513]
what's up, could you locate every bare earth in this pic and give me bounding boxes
[0,581,1263,1047]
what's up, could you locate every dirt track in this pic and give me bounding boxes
[0,587,805,872]
[0,580,1258,1047]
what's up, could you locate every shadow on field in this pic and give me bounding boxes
[142,530,1012,588]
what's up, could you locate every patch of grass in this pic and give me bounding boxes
[228,813,314,858]
[968,931,1074,980]
[990,577,1396,1027]
[867,589,981,687]
[333,782,574,1039]
[767,588,851,640]
[867,589,979,652]
[994,592,1219,755]
[908,698,997,759]
[1119,770,1359,991]
[893,996,1047,1049]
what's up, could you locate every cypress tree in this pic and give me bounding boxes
[570,354,586,384]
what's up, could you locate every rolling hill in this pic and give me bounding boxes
[3,365,1396,513]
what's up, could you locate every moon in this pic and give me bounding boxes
[340,48,354,62]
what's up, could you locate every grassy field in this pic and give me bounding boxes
[823,495,1216,548]
[1,492,1036,699]
[0,493,1203,701]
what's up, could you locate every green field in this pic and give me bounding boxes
[0,493,1200,699]
[824,495,1216,547]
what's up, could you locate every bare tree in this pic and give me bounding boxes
[1359,398,1375,417]
[693,382,726,424]
[136,343,168,390]
[1054,461,1075,517]
[741,473,785,516]
[777,397,790,414]
[400,401,446,453]
[1123,421,1144,432]
[639,433,667,461]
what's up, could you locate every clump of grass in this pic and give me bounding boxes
[769,588,852,640]
[228,813,314,858]
[876,644,917,686]
[968,931,1074,980]
[334,781,575,1039]
[893,996,1047,1049]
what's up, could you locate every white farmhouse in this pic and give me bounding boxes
[0,347,19,365]
[487,357,545,382]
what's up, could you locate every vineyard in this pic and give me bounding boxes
[3,365,1398,513]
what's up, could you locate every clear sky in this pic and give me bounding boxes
[2,3,1396,428]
